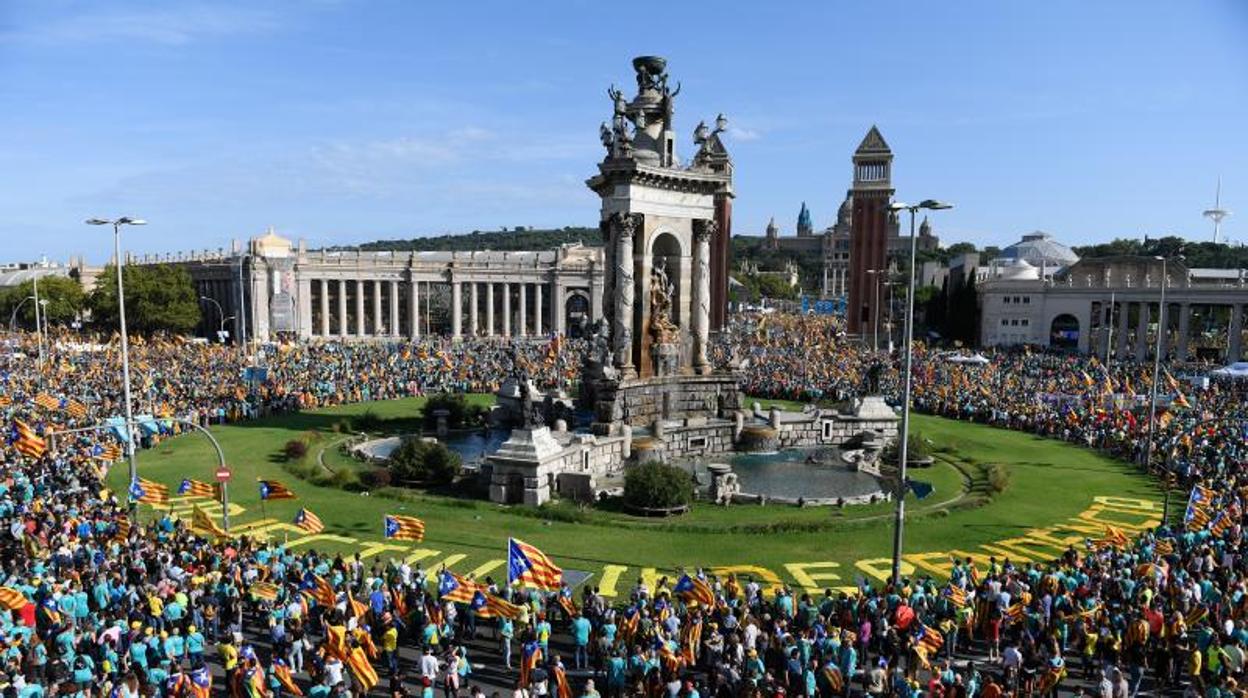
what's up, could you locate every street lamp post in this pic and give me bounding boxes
[200,296,231,343]
[8,296,35,333]
[1145,253,1182,516]
[866,269,885,352]
[86,217,146,490]
[32,274,45,375]
[888,198,953,585]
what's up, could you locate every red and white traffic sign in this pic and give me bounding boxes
[215,467,232,482]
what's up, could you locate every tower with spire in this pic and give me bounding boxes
[847,125,895,338]
[797,202,813,237]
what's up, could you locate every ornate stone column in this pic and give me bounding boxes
[338,279,348,339]
[389,280,400,337]
[611,212,638,376]
[451,279,462,339]
[355,279,366,336]
[408,278,419,338]
[469,281,479,337]
[692,219,714,374]
[534,282,543,336]
[319,279,330,336]
[1115,301,1129,359]
[1177,303,1192,361]
[486,283,495,336]
[518,283,528,337]
[372,279,383,336]
[502,282,512,337]
[1230,304,1244,362]
[1135,302,1150,362]
[553,281,566,336]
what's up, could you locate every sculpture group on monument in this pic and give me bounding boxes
[475,57,900,508]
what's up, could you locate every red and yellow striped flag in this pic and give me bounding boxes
[190,505,226,538]
[507,537,563,591]
[345,646,378,692]
[258,479,296,500]
[179,478,217,499]
[34,393,59,411]
[383,514,425,542]
[66,400,88,419]
[0,587,28,610]
[249,581,280,602]
[14,419,47,459]
[131,477,169,505]
[293,508,324,534]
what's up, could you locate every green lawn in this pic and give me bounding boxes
[108,397,1161,591]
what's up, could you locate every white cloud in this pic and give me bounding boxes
[729,126,761,142]
[4,4,278,46]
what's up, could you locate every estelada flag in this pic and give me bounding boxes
[130,477,169,504]
[14,419,47,459]
[179,478,217,499]
[258,479,296,500]
[383,514,425,542]
[507,537,562,591]
[293,508,324,534]
[470,590,524,619]
[437,570,479,604]
[673,574,715,609]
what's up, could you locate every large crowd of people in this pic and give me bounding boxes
[1,316,1247,697]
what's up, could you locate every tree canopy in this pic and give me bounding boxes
[89,264,201,335]
[0,276,85,330]
[344,226,603,252]
[1073,236,1247,268]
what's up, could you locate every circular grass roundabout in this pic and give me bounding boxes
[107,395,1162,595]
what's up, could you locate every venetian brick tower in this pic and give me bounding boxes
[584,56,741,432]
[846,126,895,338]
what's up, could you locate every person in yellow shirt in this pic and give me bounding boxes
[218,636,239,690]
[382,623,400,675]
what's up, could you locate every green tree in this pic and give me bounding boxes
[389,439,462,485]
[90,264,201,334]
[624,461,694,509]
[0,276,85,329]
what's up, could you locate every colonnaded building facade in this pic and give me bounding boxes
[980,233,1248,363]
[127,231,605,343]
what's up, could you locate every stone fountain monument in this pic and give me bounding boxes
[583,55,743,432]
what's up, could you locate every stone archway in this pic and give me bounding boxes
[1050,313,1080,350]
[565,292,590,338]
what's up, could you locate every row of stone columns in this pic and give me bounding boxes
[1100,300,1246,362]
[451,280,554,339]
[308,277,568,340]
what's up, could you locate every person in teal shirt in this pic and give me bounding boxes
[571,614,592,669]
[186,625,206,666]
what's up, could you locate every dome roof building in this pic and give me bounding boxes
[997,231,1079,270]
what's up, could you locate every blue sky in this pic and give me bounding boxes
[1,0,1245,263]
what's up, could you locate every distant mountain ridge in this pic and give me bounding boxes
[335,226,603,252]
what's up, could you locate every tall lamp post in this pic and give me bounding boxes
[866,269,886,352]
[86,217,146,489]
[1145,252,1182,510]
[200,296,231,343]
[887,198,953,585]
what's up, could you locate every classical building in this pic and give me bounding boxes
[127,230,605,343]
[980,244,1248,362]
